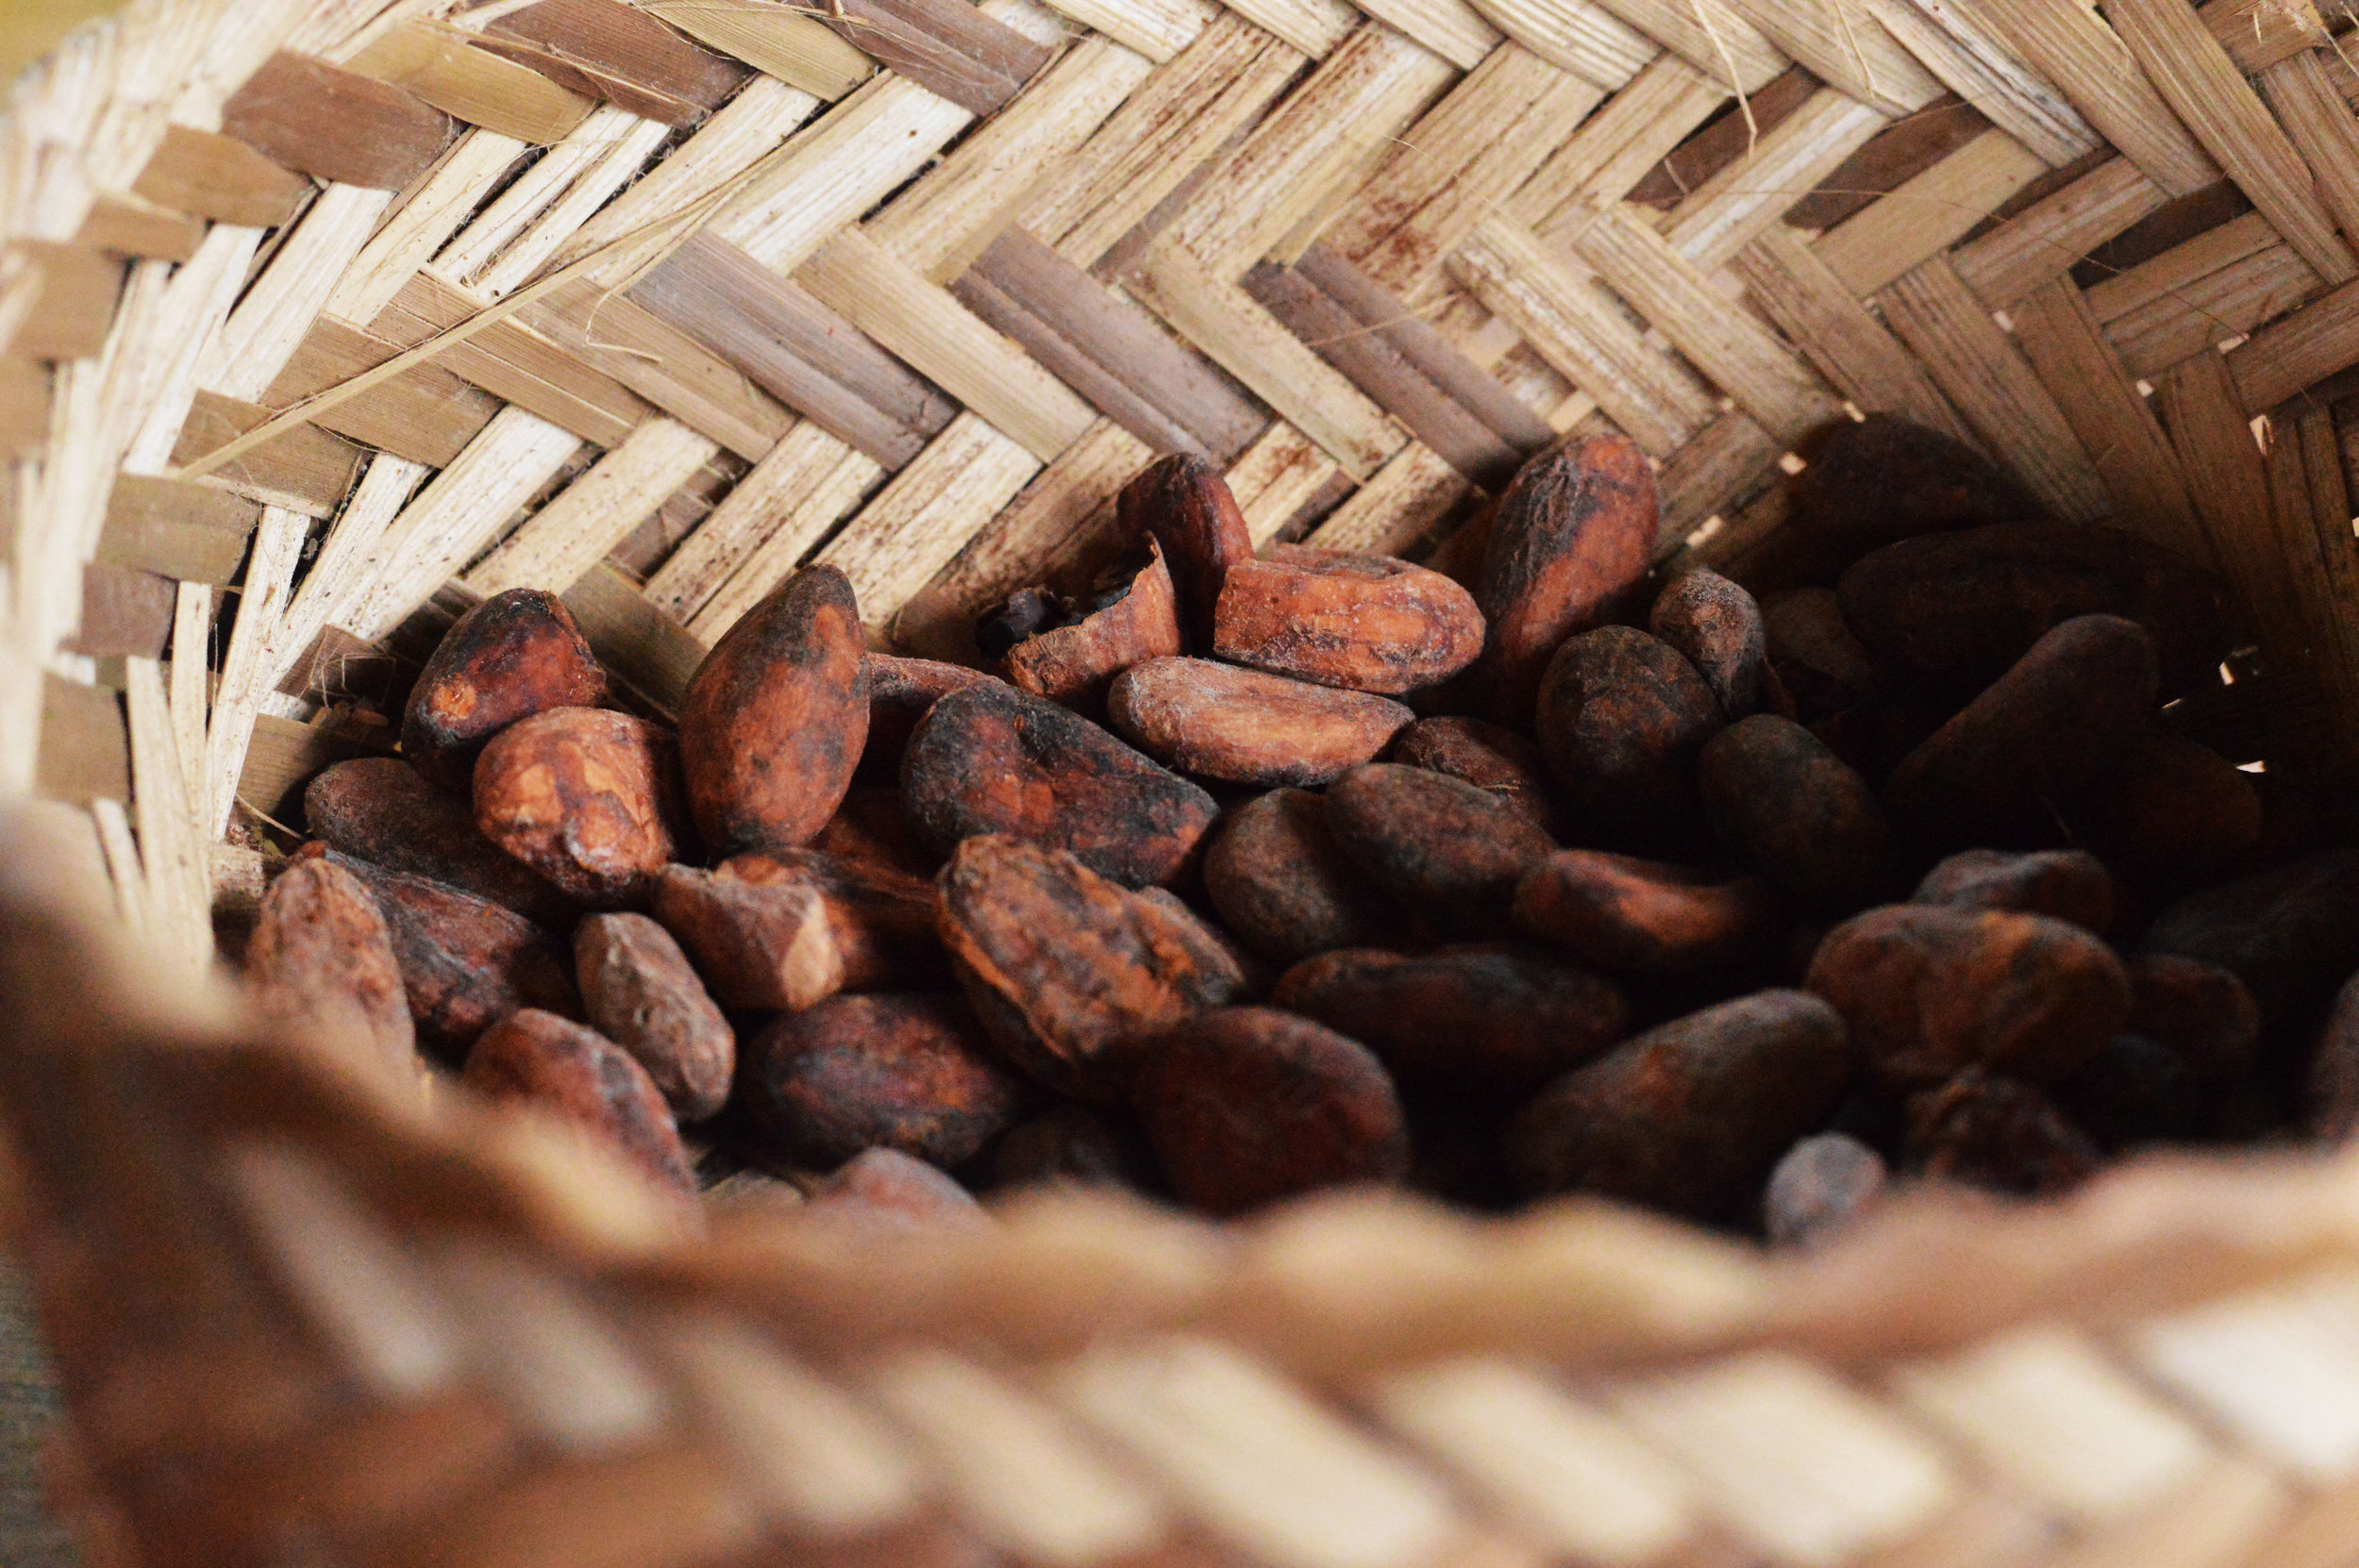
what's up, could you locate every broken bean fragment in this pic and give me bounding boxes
[575,912,734,1123]
[1132,1006,1409,1216]
[1536,626,1723,848]
[1699,715,1902,913]
[1913,848,2115,934]
[1514,850,1786,976]
[1273,943,1626,1097]
[306,758,578,928]
[652,864,844,1012]
[679,566,869,856]
[1003,545,1186,713]
[1651,570,1768,719]
[1507,990,1851,1217]
[741,993,1029,1169]
[1108,658,1413,787]
[722,848,946,993]
[1201,789,1392,964]
[1213,545,1484,694]
[247,856,419,1093]
[1390,716,1560,837]
[1807,905,2128,1087]
[902,679,1218,888]
[473,709,692,909]
[936,836,1246,1103]
[402,588,606,792]
[1120,453,1252,648]
[463,1009,694,1193]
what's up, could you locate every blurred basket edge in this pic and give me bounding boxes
[8,0,2359,1565]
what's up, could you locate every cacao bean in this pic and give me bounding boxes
[804,1146,988,1230]
[402,588,606,792]
[1903,1069,2100,1196]
[305,757,577,928]
[1119,453,1251,648]
[741,993,1029,1169]
[2309,973,2359,1141]
[721,847,946,993]
[2127,953,2260,1087]
[1108,658,1413,787]
[462,1009,694,1192]
[652,864,845,1012]
[2143,847,2359,1026]
[247,856,419,1092]
[1698,715,1902,912]
[1004,544,1185,712]
[1650,570,1768,719]
[473,709,693,908]
[1201,788,1392,963]
[1771,415,2039,588]
[2064,729,2261,896]
[1535,626,1722,847]
[862,655,994,783]
[1912,848,2115,934]
[575,912,735,1122]
[1514,850,1787,976]
[1213,545,1485,694]
[1325,763,1556,924]
[1764,588,1883,721]
[993,1103,1158,1192]
[1390,716,1561,838]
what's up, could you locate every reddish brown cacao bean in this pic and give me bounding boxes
[1004,544,1186,712]
[1325,763,1556,923]
[1651,570,1768,719]
[1514,850,1787,976]
[1807,905,2129,1087]
[305,845,579,1057]
[1764,588,1884,721]
[721,847,946,993]
[1213,545,1485,694]
[679,565,870,856]
[804,1147,988,1230]
[1390,716,1561,838]
[862,656,994,784]
[402,588,606,792]
[247,856,419,1092]
[1766,415,2040,589]
[1698,715,1902,913]
[1119,453,1251,648]
[575,912,735,1122]
[1903,1069,2100,1196]
[2126,953,2260,1087]
[901,679,1218,888]
[1535,626,1723,847]
[1763,1132,1885,1246]
[1131,1006,1409,1216]
[1836,520,2230,698]
[1201,788,1392,963]
[1883,615,2160,851]
[2143,847,2359,1025]
[462,1009,694,1193]
[1913,848,2115,933]
[816,785,945,878]
[652,864,845,1011]
[1473,434,1658,718]
[937,835,1246,1102]
[473,709,692,908]
[305,758,578,928]
[1108,658,1413,787]
[1506,990,1851,1217]
[741,993,1029,1169]
[2064,729,2261,896]
[1272,943,1626,1096]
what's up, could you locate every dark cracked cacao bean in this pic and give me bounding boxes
[1766,415,2040,589]
[679,565,869,856]
[1536,626,1723,848]
[402,588,606,792]
[1119,453,1252,648]
[862,655,995,784]
[721,847,947,993]
[1004,544,1186,713]
[1201,788,1393,964]
[1389,716,1561,838]
[1325,763,1556,925]
[741,993,1029,1170]
[1651,570,1768,720]
[902,679,1218,888]
[1698,715,1902,913]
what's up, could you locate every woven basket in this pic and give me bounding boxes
[12,0,2359,1562]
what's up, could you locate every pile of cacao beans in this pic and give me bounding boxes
[243,414,2359,1242]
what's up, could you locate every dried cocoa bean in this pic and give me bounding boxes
[1514,850,1787,976]
[2058,1034,2200,1148]
[679,565,869,856]
[1272,942,1626,1096]
[652,864,845,1011]
[816,785,943,878]
[1903,1069,2100,1195]
[1213,545,1484,694]
[1698,716,1902,913]
[1764,588,1883,721]
[575,912,734,1122]
[2309,974,2359,1141]
[247,856,419,1091]
[2126,953,2260,1087]
[901,679,1218,888]
[1806,905,2128,1086]
[462,1009,694,1192]
[1883,615,2159,851]
[1108,658,1413,787]
[402,588,606,792]
[1763,1133,1885,1245]
[2143,847,2359,1025]
[862,656,993,783]
[1004,544,1185,712]
[1535,626,1723,847]
[805,1146,988,1230]
[1473,434,1657,717]
[305,845,579,1057]
[1325,763,1556,923]
[1133,887,1272,999]
[305,758,578,928]
[1768,415,2039,588]
[936,835,1246,1102]
[1390,716,1560,838]
[741,993,1029,1169]
[1651,570,1768,719]
[2065,729,2261,896]
[1506,990,1851,1217]
[1837,520,2230,698]
[721,847,946,992]
[1913,848,2115,933]
[1131,1006,1409,1215]
[993,1103,1158,1192]
[1119,453,1251,647]
[473,709,692,908]
[1201,789,1392,963]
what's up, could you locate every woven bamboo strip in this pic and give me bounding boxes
[1950,155,2169,309]
[466,418,723,597]
[1656,88,1892,273]
[2155,350,2306,672]
[1968,0,2217,199]
[1457,0,1654,89]
[1506,53,1731,236]
[344,21,597,144]
[1863,0,2098,171]
[1811,128,2049,300]
[1718,0,1941,117]
[1305,441,1467,554]
[1581,0,1785,89]
[815,411,1045,627]
[643,0,878,100]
